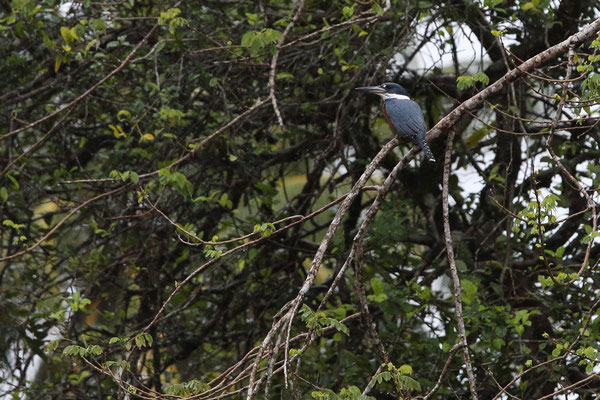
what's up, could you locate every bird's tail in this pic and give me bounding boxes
[415,136,436,162]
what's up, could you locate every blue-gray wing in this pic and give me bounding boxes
[383,99,426,140]
[383,98,436,162]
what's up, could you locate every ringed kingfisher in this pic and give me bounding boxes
[356,82,435,162]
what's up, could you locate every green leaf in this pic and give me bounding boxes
[493,338,505,350]
[86,345,103,356]
[140,133,154,142]
[370,277,385,295]
[521,1,538,11]
[134,333,146,348]
[398,375,421,391]
[455,259,468,272]
[60,26,73,46]
[106,360,130,371]
[342,5,355,19]
[461,279,478,304]
[457,72,489,90]
[117,110,131,121]
[89,18,106,32]
[466,126,492,147]
[263,28,282,43]
[586,363,594,374]
[109,124,126,138]
[584,346,595,357]
[371,3,384,15]
[245,12,260,26]
[54,53,63,72]
[241,28,282,53]
[276,71,294,80]
[143,333,153,347]
[398,364,413,375]
[473,72,490,85]
[328,318,349,335]
[129,171,139,184]
[169,17,187,35]
[158,8,181,25]
[46,339,60,353]
[3,219,25,231]
[369,293,388,303]
[63,345,84,357]
[552,347,561,357]
[5,172,19,189]
[456,75,473,90]
[241,31,258,48]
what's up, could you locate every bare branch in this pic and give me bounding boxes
[268,0,307,126]
[442,127,478,399]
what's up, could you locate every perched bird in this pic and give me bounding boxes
[356,82,435,162]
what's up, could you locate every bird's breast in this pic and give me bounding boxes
[382,103,399,135]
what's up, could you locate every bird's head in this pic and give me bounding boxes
[355,82,410,100]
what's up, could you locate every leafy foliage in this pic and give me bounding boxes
[1,1,600,399]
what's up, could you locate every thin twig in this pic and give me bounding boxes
[0,13,168,140]
[142,186,379,332]
[59,97,271,185]
[545,47,597,279]
[362,364,385,397]
[0,107,74,177]
[426,18,600,144]
[147,198,303,246]
[279,138,399,385]
[0,184,129,262]
[442,128,478,399]
[420,343,463,400]
[491,297,600,399]
[268,0,307,126]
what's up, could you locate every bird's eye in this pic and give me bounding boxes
[381,84,388,88]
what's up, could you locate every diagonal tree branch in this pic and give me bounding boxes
[426,18,600,144]
[254,16,600,396]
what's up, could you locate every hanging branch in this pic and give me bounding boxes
[441,127,479,399]
[268,0,307,126]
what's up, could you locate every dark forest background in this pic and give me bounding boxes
[1,0,600,399]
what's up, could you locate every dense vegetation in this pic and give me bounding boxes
[1,0,600,399]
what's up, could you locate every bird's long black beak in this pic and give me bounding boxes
[355,86,384,94]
